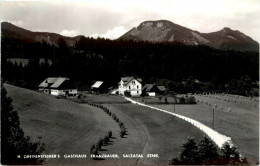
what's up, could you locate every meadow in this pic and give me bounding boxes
[149,94,259,164]
[4,84,205,165]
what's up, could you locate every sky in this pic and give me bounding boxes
[1,0,260,42]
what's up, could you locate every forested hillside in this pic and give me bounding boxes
[1,35,259,95]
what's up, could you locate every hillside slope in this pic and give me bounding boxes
[4,84,121,165]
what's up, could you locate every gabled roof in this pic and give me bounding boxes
[157,86,166,91]
[142,84,166,92]
[91,81,104,88]
[142,84,155,91]
[50,78,69,88]
[120,76,142,85]
[38,77,70,88]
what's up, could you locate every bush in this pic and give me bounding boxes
[90,145,96,153]
[91,147,99,160]
[108,131,112,138]
[119,122,124,127]
[186,96,197,104]
[104,136,109,144]
[120,125,126,131]
[120,130,125,138]
[179,97,186,104]
[96,139,103,150]
[165,97,168,104]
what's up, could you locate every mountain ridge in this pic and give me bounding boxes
[1,21,259,52]
[119,20,259,52]
[1,22,82,47]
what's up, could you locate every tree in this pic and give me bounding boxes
[220,142,241,165]
[178,137,199,164]
[1,84,45,165]
[170,136,248,165]
[198,136,219,164]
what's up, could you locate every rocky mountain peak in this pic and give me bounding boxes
[119,20,259,52]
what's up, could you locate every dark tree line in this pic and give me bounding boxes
[170,136,248,165]
[1,36,259,95]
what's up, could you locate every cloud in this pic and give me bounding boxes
[8,20,25,27]
[60,29,80,37]
[90,26,128,39]
[1,0,259,42]
[89,33,99,39]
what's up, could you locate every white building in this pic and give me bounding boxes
[118,76,142,96]
[38,77,77,96]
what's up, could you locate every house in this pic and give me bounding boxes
[91,81,107,94]
[142,84,166,96]
[38,77,77,96]
[118,76,142,96]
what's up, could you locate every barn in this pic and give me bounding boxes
[142,84,166,96]
[38,77,77,96]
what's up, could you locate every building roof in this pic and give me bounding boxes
[119,76,142,85]
[157,86,166,92]
[142,84,155,91]
[142,84,166,92]
[38,77,70,88]
[50,78,69,88]
[91,81,104,88]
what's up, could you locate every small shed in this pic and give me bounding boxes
[91,81,107,94]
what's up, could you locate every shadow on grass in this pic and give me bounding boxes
[110,136,116,139]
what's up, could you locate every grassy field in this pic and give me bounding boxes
[103,104,205,165]
[151,95,259,164]
[5,84,122,165]
[76,93,128,104]
[4,84,206,165]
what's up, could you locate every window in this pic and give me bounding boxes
[137,91,139,94]
[137,85,139,89]
[129,86,130,89]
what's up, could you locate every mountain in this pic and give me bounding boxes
[119,20,259,52]
[1,22,81,47]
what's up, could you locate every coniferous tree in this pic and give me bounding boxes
[198,136,219,164]
[178,137,199,164]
